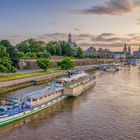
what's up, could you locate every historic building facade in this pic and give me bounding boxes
[133,46,140,58]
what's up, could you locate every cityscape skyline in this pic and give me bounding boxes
[0,0,140,51]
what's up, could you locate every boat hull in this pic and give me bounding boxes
[0,96,66,127]
[64,80,96,97]
[74,80,96,97]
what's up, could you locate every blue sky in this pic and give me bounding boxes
[0,0,140,50]
[0,0,99,35]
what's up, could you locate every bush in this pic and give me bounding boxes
[9,66,17,73]
[57,57,74,70]
[0,65,7,73]
[36,52,51,59]
[37,58,51,71]
[25,52,36,58]
[17,51,25,58]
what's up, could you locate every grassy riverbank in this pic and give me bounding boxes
[0,70,63,82]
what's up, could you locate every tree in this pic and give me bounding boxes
[76,47,84,58]
[46,41,62,56]
[36,51,51,59]
[59,41,74,57]
[37,58,51,71]
[0,40,19,67]
[0,45,16,73]
[57,57,74,70]
[0,40,12,48]
[17,39,45,53]
[25,52,37,58]
[17,51,25,58]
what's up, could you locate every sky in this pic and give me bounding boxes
[0,0,140,51]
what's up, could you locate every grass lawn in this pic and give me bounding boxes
[0,70,64,82]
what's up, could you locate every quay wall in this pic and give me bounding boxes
[19,58,120,69]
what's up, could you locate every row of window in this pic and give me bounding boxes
[32,90,63,102]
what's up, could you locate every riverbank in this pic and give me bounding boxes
[0,65,97,94]
[0,69,63,82]
[0,58,122,94]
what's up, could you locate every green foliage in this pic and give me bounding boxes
[0,40,12,48]
[17,51,25,58]
[25,52,37,58]
[46,41,74,57]
[0,46,8,58]
[37,58,51,71]
[8,66,17,73]
[57,57,75,70]
[17,38,45,53]
[76,47,84,58]
[0,45,17,73]
[59,41,74,57]
[0,40,19,67]
[0,64,7,73]
[36,51,51,59]
[46,41,62,56]
[0,70,63,82]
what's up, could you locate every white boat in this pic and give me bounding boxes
[0,71,96,126]
[56,71,96,97]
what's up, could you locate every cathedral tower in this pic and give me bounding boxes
[68,33,72,43]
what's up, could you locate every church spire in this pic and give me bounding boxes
[68,33,72,43]
[123,43,127,53]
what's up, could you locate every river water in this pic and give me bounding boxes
[0,66,140,140]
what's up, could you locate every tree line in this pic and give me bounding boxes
[0,39,83,73]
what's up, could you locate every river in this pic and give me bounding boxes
[0,66,140,140]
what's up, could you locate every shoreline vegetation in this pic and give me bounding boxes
[0,69,63,82]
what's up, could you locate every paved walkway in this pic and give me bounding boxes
[0,65,97,88]
[0,72,66,88]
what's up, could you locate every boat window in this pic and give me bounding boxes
[32,98,38,102]
[39,97,43,100]
[0,108,5,116]
[44,95,48,98]
[0,108,4,112]
[27,98,31,102]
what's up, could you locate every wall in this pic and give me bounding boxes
[19,58,120,70]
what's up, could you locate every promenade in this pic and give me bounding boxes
[0,65,97,89]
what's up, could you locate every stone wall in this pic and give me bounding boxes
[19,58,120,70]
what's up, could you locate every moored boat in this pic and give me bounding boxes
[0,85,66,127]
[56,71,96,97]
[0,71,96,126]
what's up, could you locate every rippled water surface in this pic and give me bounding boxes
[0,66,140,140]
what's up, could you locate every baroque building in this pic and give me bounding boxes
[67,34,78,50]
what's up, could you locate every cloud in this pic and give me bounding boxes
[93,33,131,43]
[71,0,140,16]
[99,33,115,37]
[2,32,140,51]
[136,18,140,25]
[73,28,81,32]
[73,24,86,32]
[49,21,61,26]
